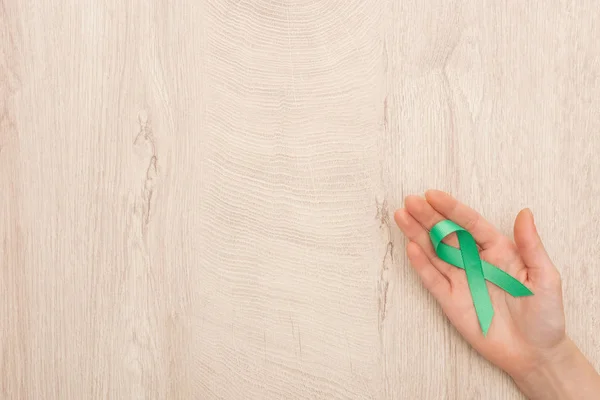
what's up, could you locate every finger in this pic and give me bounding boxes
[404,195,459,247]
[394,208,455,279]
[406,241,451,302]
[425,190,503,249]
[513,208,559,284]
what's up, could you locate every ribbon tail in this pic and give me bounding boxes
[457,231,494,336]
[482,262,533,297]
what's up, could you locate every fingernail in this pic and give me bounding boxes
[527,208,534,223]
[397,209,408,223]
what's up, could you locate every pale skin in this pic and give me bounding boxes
[394,190,600,400]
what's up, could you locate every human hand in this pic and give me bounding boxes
[395,190,600,399]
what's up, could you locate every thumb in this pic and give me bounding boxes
[513,208,556,282]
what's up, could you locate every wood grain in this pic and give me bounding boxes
[1,1,599,399]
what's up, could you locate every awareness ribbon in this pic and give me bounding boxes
[430,220,533,336]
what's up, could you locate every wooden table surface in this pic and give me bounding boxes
[1,1,599,398]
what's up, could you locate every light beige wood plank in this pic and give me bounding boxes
[387,1,600,399]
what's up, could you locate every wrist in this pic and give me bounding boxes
[512,337,600,400]
[512,336,575,383]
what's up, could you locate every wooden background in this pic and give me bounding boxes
[1,1,599,399]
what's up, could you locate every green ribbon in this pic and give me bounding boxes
[430,220,533,336]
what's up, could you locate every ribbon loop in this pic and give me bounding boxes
[430,220,533,336]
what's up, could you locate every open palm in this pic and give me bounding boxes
[395,190,567,380]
